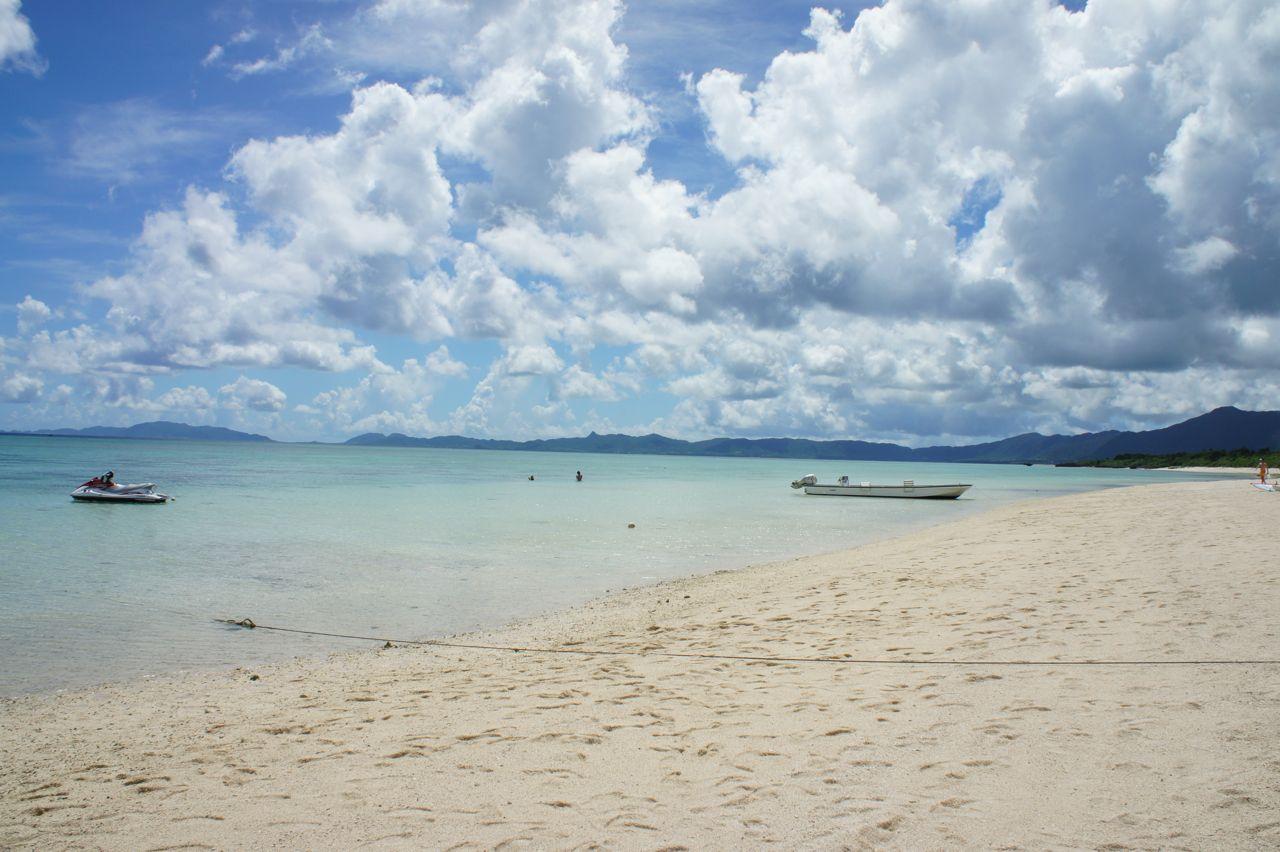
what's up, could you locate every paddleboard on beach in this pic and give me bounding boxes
[1252,482,1276,492]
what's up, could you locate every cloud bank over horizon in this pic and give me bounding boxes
[2,0,1278,444]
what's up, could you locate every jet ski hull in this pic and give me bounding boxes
[71,486,170,503]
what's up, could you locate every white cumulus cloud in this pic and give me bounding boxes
[219,376,287,412]
[305,347,468,434]
[155,385,217,412]
[16,295,51,335]
[0,371,42,403]
[0,0,43,75]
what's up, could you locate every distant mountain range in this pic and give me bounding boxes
[347,406,1280,464]
[1,420,273,442]
[5,406,1279,464]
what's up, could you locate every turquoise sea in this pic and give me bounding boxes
[0,435,1216,695]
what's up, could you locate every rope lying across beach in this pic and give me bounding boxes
[215,617,1280,667]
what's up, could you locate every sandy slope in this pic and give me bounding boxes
[3,480,1279,849]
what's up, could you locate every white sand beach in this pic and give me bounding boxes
[1159,466,1272,477]
[3,480,1279,849]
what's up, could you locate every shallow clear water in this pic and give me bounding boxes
[0,435,1215,694]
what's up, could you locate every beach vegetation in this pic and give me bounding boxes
[1063,448,1280,469]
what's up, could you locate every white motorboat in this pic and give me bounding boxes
[790,473,971,499]
[71,471,170,504]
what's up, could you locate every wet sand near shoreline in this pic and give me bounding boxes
[3,480,1278,849]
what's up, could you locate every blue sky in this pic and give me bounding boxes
[1,0,1277,443]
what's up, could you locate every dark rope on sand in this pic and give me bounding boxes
[214,617,1280,667]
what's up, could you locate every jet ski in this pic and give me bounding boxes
[71,471,170,503]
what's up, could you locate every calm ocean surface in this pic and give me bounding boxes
[0,435,1215,694]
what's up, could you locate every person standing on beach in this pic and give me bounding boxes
[1260,459,1269,484]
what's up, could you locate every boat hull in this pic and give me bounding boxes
[803,484,971,499]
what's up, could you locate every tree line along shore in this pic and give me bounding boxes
[1060,448,1280,469]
